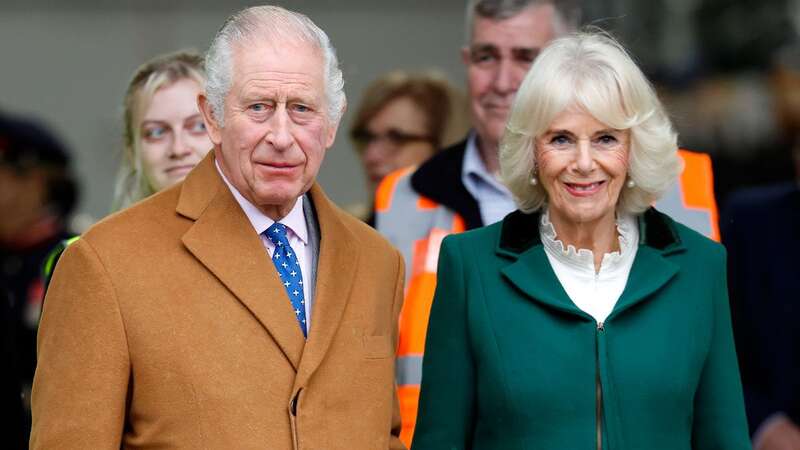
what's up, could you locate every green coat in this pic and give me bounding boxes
[412,208,751,450]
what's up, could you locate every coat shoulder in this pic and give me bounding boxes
[79,185,185,257]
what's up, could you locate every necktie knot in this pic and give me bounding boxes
[266,223,289,245]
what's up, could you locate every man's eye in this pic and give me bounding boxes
[292,104,311,113]
[471,50,497,64]
[250,103,268,112]
[513,49,538,65]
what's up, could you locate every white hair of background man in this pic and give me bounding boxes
[463,0,580,43]
[499,31,682,215]
[205,5,346,126]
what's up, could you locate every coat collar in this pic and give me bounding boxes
[177,153,358,383]
[410,139,484,230]
[498,207,684,322]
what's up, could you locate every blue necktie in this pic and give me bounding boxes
[265,223,307,338]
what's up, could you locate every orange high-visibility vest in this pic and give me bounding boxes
[375,148,718,447]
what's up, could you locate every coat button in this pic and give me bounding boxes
[290,389,302,416]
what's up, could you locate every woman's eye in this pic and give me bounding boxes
[550,135,571,147]
[143,126,167,140]
[188,120,207,133]
[597,135,618,146]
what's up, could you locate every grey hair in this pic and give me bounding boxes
[205,5,346,126]
[499,31,682,215]
[464,0,580,43]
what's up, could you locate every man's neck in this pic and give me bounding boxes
[476,135,500,175]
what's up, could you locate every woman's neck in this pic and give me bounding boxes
[547,209,620,273]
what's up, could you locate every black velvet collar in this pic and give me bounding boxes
[498,207,683,256]
[410,140,484,230]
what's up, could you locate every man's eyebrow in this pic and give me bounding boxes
[512,47,539,58]
[470,43,498,52]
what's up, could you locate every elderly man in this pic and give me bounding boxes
[31,6,405,450]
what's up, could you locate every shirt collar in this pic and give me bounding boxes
[215,160,308,244]
[461,131,510,195]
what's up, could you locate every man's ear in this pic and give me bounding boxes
[461,46,471,67]
[325,101,346,148]
[198,93,223,145]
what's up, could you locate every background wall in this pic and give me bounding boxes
[2,0,799,225]
[0,0,469,223]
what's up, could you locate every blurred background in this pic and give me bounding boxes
[0,0,798,225]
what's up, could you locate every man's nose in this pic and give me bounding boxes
[266,107,293,150]
[492,59,519,94]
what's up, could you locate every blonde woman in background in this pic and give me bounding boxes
[113,50,211,210]
[44,51,210,284]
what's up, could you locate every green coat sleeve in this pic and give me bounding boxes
[691,245,752,450]
[412,236,475,450]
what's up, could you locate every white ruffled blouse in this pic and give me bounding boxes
[540,210,639,324]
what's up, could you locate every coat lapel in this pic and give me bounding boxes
[177,154,304,370]
[609,212,682,318]
[501,246,587,318]
[294,184,358,387]
[497,208,685,321]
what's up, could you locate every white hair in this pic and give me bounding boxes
[204,5,346,126]
[499,31,682,214]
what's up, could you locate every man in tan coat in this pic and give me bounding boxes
[30,6,405,449]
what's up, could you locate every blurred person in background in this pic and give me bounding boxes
[413,31,751,450]
[348,70,467,225]
[722,46,800,450]
[113,50,210,210]
[0,110,78,448]
[42,50,210,286]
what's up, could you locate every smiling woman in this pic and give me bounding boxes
[114,50,210,211]
[412,31,752,450]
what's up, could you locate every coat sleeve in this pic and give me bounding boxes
[691,245,752,450]
[30,238,130,449]
[389,250,407,450]
[411,236,475,449]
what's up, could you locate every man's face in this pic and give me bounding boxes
[201,39,337,219]
[463,4,559,153]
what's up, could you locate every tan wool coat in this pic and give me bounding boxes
[30,154,406,450]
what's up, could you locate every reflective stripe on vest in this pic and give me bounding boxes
[654,149,719,241]
[375,167,465,447]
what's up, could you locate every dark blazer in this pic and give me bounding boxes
[410,139,483,230]
[31,154,406,449]
[412,208,751,450]
[722,182,800,434]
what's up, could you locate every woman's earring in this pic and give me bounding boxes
[627,178,635,188]
[530,176,538,186]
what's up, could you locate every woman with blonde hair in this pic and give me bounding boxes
[44,50,210,285]
[113,50,211,210]
[413,31,751,449]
